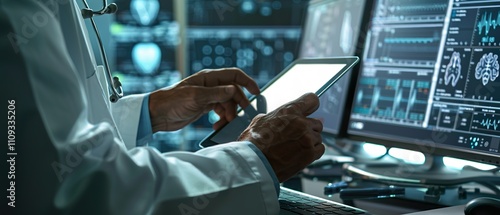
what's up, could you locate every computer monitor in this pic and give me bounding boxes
[187,0,307,85]
[110,0,183,152]
[188,0,306,26]
[185,0,308,150]
[112,0,180,94]
[346,0,500,184]
[299,0,371,135]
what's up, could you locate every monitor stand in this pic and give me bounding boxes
[345,154,500,186]
[322,135,391,161]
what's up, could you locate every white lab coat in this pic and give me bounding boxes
[0,0,279,214]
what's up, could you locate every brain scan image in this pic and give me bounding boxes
[475,52,500,86]
[445,51,461,87]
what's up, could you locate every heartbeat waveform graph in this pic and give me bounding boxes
[383,29,441,44]
[480,118,500,130]
[370,27,443,63]
[353,77,429,123]
[471,113,500,135]
[392,84,418,120]
[384,36,440,44]
[386,3,448,13]
[477,11,500,36]
[378,0,448,18]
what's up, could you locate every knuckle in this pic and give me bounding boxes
[195,70,211,79]
[312,118,323,130]
[270,115,297,133]
[311,118,322,124]
[302,134,316,146]
[229,67,241,72]
[252,114,265,122]
[293,117,309,128]
[318,144,326,154]
[279,104,300,115]
[198,69,210,74]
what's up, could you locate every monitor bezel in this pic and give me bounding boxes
[346,130,500,166]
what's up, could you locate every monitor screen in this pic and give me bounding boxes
[299,0,368,135]
[185,0,308,150]
[187,27,301,86]
[114,0,175,26]
[187,0,307,26]
[112,0,180,94]
[347,0,500,165]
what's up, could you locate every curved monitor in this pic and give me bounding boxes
[299,0,371,135]
[347,0,500,166]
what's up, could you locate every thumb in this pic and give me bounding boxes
[201,85,236,104]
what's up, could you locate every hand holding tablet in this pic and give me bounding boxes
[200,56,359,148]
[238,93,325,182]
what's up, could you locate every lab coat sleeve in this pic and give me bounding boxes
[110,93,146,149]
[136,94,154,146]
[1,0,279,214]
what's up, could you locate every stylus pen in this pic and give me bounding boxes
[324,181,349,195]
[339,186,405,199]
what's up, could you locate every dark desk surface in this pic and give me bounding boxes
[404,205,465,215]
[284,150,500,215]
[284,175,489,215]
[295,177,441,215]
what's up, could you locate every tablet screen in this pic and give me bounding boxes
[250,63,346,114]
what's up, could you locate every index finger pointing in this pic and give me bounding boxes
[187,68,261,95]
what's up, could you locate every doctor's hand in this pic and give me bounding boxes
[238,93,325,182]
[148,68,260,132]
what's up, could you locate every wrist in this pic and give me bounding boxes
[148,90,163,133]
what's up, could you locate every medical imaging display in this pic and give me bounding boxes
[114,0,174,26]
[112,0,180,94]
[299,0,367,135]
[114,41,178,93]
[188,0,307,26]
[184,0,308,150]
[348,0,500,158]
[186,0,307,86]
[187,28,301,87]
[111,0,182,151]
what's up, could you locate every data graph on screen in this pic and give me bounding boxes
[476,11,500,36]
[353,70,431,125]
[471,112,500,135]
[351,0,448,127]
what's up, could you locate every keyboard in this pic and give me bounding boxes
[279,187,372,215]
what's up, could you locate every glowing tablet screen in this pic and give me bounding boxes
[251,63,347,113]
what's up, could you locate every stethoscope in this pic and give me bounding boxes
[81,0,123,102]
